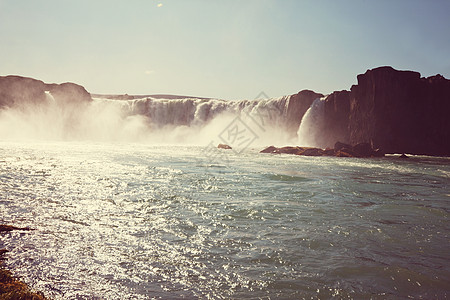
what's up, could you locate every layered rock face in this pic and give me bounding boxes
[285,90,323,136]
[0,75,92,109]
[348,66,450,156]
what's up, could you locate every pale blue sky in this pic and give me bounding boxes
[1,0,449,99]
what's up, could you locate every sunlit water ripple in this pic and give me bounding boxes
[1,141,449,299]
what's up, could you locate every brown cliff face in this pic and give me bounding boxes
[348,66,450,156]
[46,82,92,105]
[285,90,323,137]
[0,76,47,108]
[0,76,92,109]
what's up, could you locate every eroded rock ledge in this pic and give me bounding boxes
[260,142,384,158]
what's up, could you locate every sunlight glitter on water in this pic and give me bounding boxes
[1,142,449,299]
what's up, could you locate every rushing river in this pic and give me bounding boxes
[1,141,449,299]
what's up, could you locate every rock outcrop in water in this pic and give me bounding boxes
[217,144,232,150]
[0,75,91,109]
[260,142,383,158]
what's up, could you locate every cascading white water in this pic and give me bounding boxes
[297,97,326,147]
[0,90,333,148]
[81,96,294,146]
[0,93,296,146]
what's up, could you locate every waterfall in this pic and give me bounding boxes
[0,92,306,145]
[297,97,326,147]
[91,96,290,128]
[87,96,293,144]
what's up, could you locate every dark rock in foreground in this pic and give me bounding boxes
[0,225,46,299]
[0,225,33,232]
[260,142,384,158]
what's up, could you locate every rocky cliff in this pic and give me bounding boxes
[285,90,323,137]
[318,67,450,156]
[348,66,450,156]
[0,76,47,108]
[319,90,350,147]
[0,75,92,109]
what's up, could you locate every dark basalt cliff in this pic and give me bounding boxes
[349,66,450,156]
[321,67,450,156]
[318,90,350,148]
[0,75,91,109]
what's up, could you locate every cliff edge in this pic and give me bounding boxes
[349,66,450,156]
[0,75,92,109]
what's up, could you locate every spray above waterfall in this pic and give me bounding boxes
[0,93,301,145]
[0,81,329,149]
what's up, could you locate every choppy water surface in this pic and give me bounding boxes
[1,142,449,299]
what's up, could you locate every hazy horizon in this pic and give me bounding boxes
[1,0,450,100]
